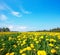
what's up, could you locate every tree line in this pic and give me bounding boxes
[30,28,60,32]
[0,27,60,32]
[0,27,10,32]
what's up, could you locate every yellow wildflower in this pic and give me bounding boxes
[40,36,44,39]
[2,43,5,46]
[26,47,31,50]
[13,44,17,48]
[46,39,49,41]
[34,38,37,41]
[0,48,4,51]
[22,53,26,55]
[30,44,34,48]
[50,39,56,42]
[36,41,39,44]
[5,53,9,55]
[51,49,56,54]
[23,48,27,51]
[10,52,14,55]
[55,46,59,49]
[19,50,23,53]
[48,43,54,47]
[9,37,12,40]
[37,50,46,55]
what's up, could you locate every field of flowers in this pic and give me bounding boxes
[0,32,60,55]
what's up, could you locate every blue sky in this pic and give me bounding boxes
[0,0,60,31]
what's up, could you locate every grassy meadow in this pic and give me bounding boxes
[0,32,60,55]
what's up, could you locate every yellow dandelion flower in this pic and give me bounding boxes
[30,44,34,48]
[46,39,49,41]
[55,46,59,49]
[50,39,56,42]
[2,43,5,46]
[23,41,26,45]
[22,53,26,55]
[5,53,9,55]
[33,49,36,51]
[18,38,20,41]
[34,38,37,41]
[19,50,23,53]
[37,50,46,55]
[26,47,31,50]
[48,43,54,47]
[36,41,39,44]
[57,36,60,39]
[51,49,56,54]
[40,36,44,39]
[10,52,14,55]
[23,48,27,51]
[0,48,4,51]
[13,44,17,48]
[9,37,12,40]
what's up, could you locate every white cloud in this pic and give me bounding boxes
[0,14,7,21]
[11,11,22,17]
[8,25,14,29]
[23,11,32,14]
[0,3,11,11]
[0,3,22,18]
[0,23,37,31]
[18,26,27,30]
[6,25,27,31]
[0,3,12,11]
[20,7,32,14]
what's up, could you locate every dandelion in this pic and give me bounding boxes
[46,39,49,41]
[55,46,59,49]
[9,37,12,40]
[26,47,31,50]
[13,44,17,48]
[30,44,34,48]
[22,53,26,55]
[23,48,27,51]
[40,36,44,39]
[51,49,56,54]
[2,43,5,46]
[50,39,56,42]
[37,50,46,55]
[36,41,39,44]
[34,38,37,41]
[48,43,54,47]
[5,53,9,55]
[0,48,4,51]
[19,50,23,53]
[10,52,14,55]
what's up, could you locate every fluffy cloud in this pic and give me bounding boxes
[0,14,7,21]
[0,3,10,11]
[7,25,27,31]
[18,26,27,30]
[0,24,36,31]
[11,11,22,17]
[20,7,32,14]
[23,11,32,14]
[8,25,14,29]
[0,3,22,18]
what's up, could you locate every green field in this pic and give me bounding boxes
[0,32,60,55]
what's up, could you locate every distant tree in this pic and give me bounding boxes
[50,28,60,32]
[0,27,10,32]
[33,27,60,32]
[0,28,2,32]
[2,27,6,32]
[5,28,10,32]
